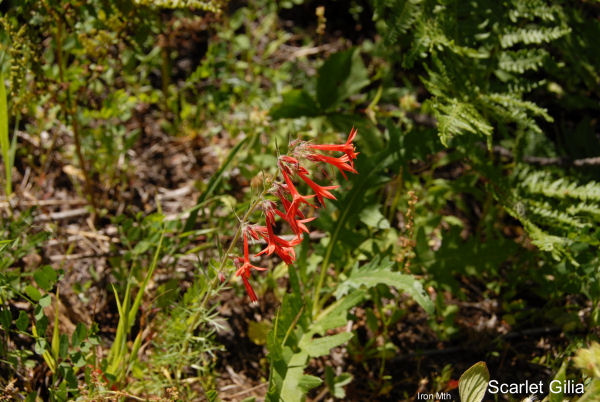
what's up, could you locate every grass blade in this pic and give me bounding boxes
[51,289,60,362]
[0,72,11,196]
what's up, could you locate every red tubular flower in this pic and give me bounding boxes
[231,128,358,303]
[306,153,357,180]
[297,171,339,207]
[241,275,258,303]
[236,232,267,279]
[281,168,316,222]
[255,213,302,261]
[275,246,296,265]
[296,217,316,234]
[274,184,305,219]
[307,127,359,165]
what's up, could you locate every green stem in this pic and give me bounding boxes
[312,186,360,317]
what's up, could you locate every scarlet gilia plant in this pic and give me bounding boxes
[231,127,359,303]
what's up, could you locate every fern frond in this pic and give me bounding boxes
[483,93,552,122]
[508,0,561,23]
[506,78,546,94]
[387,0,424,40]
[526,199,588,230]
[500,26,570,48]
[566,203,600,219]
[427,98,493,146]
[503,200,578,265]
[498,49,548,73]
[520,170,600,202]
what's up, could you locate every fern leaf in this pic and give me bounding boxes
[526,199,588,230]
[484,93,553,122]
[428,98,493,146]
[503,200,578,265]
[500,26,570,48]
[520,170,600,202]
[498,49,548,73]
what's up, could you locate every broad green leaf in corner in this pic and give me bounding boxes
[459,362,489,402]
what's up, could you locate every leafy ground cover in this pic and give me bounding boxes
[1,0,600,401]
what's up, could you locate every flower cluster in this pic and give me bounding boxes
[233,128,359,302]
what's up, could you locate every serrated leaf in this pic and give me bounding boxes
[459,362,489,402]
[313,290,366,334]
[335,258,433,314]
[270,89,320,119]
[302,332,353,357]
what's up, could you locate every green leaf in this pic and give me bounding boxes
[298,374,323,393]
[280,351,309,402]
[549,360,567,402]
[335,257,434,314]
[0,308,12,330]
[325,367,353,399]
[59,334,69,359]
[359,204,390,229]
[33,266,58,292]
[25,285,42,302]
[317,49,369,110]
[34,338,48,355]
[270,89,320,119]
[71,323,87,348]
[16,311,29,332]
[51,289,60,361]
[314,290,367,334]
[39,294,52,308]
[458,362,489,402]
[301,332,353,358]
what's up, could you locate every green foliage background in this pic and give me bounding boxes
[0,0,599,400]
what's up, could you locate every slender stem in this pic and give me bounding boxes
[312,193,353,316]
